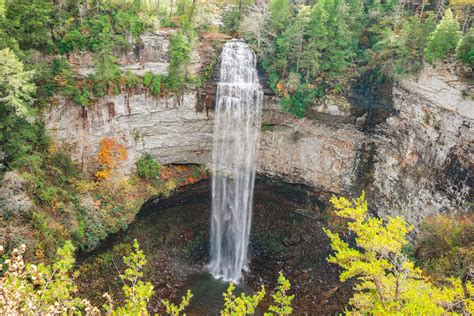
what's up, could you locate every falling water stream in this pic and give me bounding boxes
[209,40,263,282]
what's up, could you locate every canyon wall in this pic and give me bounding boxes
[44,31,473,226]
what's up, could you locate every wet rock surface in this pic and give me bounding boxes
[77,178,353,315]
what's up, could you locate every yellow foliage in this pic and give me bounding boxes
[324,193,473,315]
[74,179,98,193]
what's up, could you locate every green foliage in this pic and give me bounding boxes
[182,231,207,259]
[221,283,266,316]
[0,48,46,170]
[324,193,473,315]
[280,84,322,118]
[416,214,474,281]
[51,57,77,97]
[0,48,36,118]
[269,0,289,32]
[0,241,83,314]
[425,9,461,63]
[105,239,155,315]
[72,87,91,108]
[143,70,154,87]
[457,29,474,69]
[92,48,121,96]
[1,0,54,51]
[265,271,294,316]
[135,153,161,179]
[221,0,253,34]
[150,75,162,95]
[175,0,198,31]
[162,290,193,316]
[57,29,88,55]
[0,0,5,18]
[167,31,193,91]
[143,71,163,95]
[242,0,359,117]
[394,15,436,75]
[1,240,296,315]
[124,69,142,89]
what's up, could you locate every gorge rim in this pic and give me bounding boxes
[209,40,263,282]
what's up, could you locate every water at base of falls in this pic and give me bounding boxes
[209,40,263,282]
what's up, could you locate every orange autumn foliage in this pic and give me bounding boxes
[276,81,287,97]
[95,138,128,180]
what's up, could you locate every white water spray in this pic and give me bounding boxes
[209,40,263,282]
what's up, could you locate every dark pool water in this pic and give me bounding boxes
[180,272,257,315]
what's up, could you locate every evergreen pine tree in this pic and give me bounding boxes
[425,9,461,63]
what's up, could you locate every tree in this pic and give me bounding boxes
[456,29,474,69]
[324,193,473,315]
[92,46,121,96]
[0,48,44,171]
[281,5,311,74]
[95,137,128,180]
[167,30,192,91]
[135,152,161,179]
[394,14,436,75]
[1,240,160,315]
[240,0,272,58]
[0,48,36,118]
[2,0,54,51]
[425,9,461,63]
[269,0,289,32]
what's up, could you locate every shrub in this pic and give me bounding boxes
[280,84,322,118]
[135,153,161,179]
[72,87,90,107]
[425,9,461,63]
[150,74,162,95]
[457,29,474,69]
[124,69,141,89]
[416,214,474,281]
[57,29,87,54]
[51,57,76,97]
[143,70,154,87]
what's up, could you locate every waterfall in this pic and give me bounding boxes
[209,40,263,282]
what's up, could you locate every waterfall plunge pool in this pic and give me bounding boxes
[76,177,354,314]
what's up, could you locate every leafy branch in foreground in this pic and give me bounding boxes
[324,192,473,315]
[162,290,193,316]
[1,239,295,315]
[221,282,266,316]
[264,271,295,315]
[103,239,154,315]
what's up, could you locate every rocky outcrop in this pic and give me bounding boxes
[258,100,363,193]
[70,30,171,77]
[367,65,473,223]
[43,33,473,226]
[45,93,214,173]
[0,171,32,218]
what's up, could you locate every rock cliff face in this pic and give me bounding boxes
[368,65,473,223]
[44,32,473,226]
